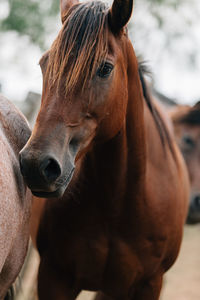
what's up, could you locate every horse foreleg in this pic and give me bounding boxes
[37,257,80,300]
[133,274,163,300]
[94,274,162,300]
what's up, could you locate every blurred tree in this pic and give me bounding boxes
[131,0,199,67]
[0,0,60,48]
[0,0,192,49]
[0,0,199,102]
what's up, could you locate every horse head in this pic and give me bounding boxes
[19,0,139,198]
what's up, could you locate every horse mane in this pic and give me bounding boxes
[47,1,109,95]
[138,63,175,156]
[173,101,200,125]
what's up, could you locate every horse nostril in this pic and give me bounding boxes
[194,195,200,208]
[40,157,61,183]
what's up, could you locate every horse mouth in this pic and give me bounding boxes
[31,168,75,199]
[32,186,66,198]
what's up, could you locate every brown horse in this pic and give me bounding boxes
[0,95,32,299]
[171,102,200,224]
[19,0,189,299]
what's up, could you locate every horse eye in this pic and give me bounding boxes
[97,62,114,78]
[182,135,195,148]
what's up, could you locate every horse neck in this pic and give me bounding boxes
[77,61,147,216]
[126,58,146,184]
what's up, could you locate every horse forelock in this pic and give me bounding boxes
[47,1,109,95]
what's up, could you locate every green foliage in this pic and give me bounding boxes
[0,0,192,49]
[0,0,60,48]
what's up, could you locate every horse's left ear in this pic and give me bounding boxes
[194,101,200,109]
[60,0,79,23]
[109,0,133,34]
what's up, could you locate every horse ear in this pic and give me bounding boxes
[109,0,133,33]
[60,0,79,23]
[194,101,200,109]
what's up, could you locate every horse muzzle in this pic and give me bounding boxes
[19,149,75,198]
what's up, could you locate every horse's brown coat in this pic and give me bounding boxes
[20,0,189,299]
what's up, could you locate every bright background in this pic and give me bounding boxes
[0,0,200,105]
[1,2,200,300]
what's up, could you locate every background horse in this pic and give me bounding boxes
[0,95,32,299]
[20,0,189,299]
[171,102,200,224]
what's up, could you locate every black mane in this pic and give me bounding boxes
[139,63,175,156]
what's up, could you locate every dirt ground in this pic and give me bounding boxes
[160,224,200,300]
[17,225,200,300]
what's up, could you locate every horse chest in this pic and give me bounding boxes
[41,200,168,295]
[59,229,144,293]
[68,234,165,295]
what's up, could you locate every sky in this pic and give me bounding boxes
[0,0,200,105]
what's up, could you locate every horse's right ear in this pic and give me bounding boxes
[60,0,79,23]
[109,0,133,34]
